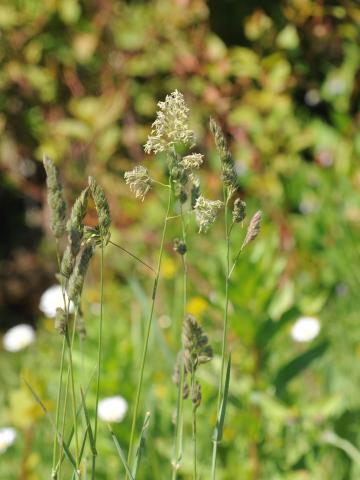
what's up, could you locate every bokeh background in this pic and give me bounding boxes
[1,0,360,478]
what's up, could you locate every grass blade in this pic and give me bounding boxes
[80,388,97,455]
[24,379,79,476]
[53,367,96,476]
[212,354,231,443]
[108,426,135,480]
[132,411,151,478]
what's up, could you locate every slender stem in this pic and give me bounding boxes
[52,337,66,477]
[172,204,187,479]
[191,370,197,480]
[58,366,70,479]
[152,179,170,188]
[92,244,104,479]
[52,242,68,478]
[109,240,155,273]
[126,184,173,474]
[66,310,80,471]
[211,191,231,479]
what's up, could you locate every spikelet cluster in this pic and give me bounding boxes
[242,210,262,249]
[173,238,187,256]
[194,195,223,233]
[55,307,67,335]
[183,315,213,372]
[76,308,86,342]
[232,198,247,224]
[88,176,111,245]
[67,243,95,304]
[124,165,152,201]
[180,153,204,170]
[209,118,237,194]
[61,187,89,278]
[181,315,213,410]
[43,155,67,238]
[144,90,195,154]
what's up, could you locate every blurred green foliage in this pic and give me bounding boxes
[1,0,360,479]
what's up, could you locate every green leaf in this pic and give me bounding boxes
[132,411,151,478]
[274,341,329,395]
[80,388,97,455]
[109,426,135,480]
[212,354,231,443]
[24,379,79,476]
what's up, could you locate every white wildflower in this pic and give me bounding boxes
[181,153,204,170]
[3,324,35,352]
[144,90,195,154]
[39,285,74,318]
[0,427,16,453]
[291,316,321,343]
[98,396,128,423]
[124,165,152,201]
[194,195,223,233]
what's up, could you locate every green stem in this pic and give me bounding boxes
[52,337,66,478]
[172,204,187,479]
[127,184,173,474]
[211,191,231,479]
[92,244,104,479]
[66,310,80,472]
[58,366,70,479]
[52,242,68,479]
[109,240,155,273]
[191,370,197,480]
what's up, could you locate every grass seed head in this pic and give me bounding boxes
[43,154,67,239]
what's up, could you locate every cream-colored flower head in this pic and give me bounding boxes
[181,153,204,170]
[144,90,195,154]
[124,165,152,201]
[194,195,223,233]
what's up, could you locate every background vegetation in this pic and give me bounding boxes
[1,0,360,478]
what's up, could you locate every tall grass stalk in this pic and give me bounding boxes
[127,183,172,474]
[65,314,80,470]
[52,244,67,478]
[211,191,231,479]
[172,204,187,479]
[92,244,104,478]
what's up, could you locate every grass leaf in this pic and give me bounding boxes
[212,354,231,443]
[80,388,97,455]
[24,379,79,476]
[132,411,151,478]
[108,425,135,480]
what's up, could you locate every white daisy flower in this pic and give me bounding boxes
[291,316,321,343]
[0,427,16,453]
[39,285,74,318]
[98,396,128,423]
[3,324,36,352]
